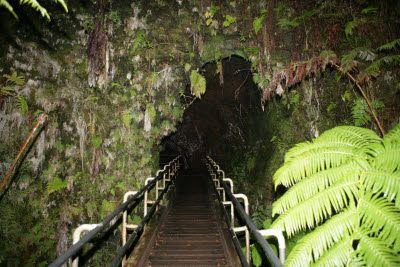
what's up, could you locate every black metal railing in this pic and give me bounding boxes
[205,156,283,267]
[49,156,181,267]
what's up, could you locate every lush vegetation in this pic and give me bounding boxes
[273,125,400,266]
[0,0,399,266]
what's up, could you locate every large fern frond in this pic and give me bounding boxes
[284,126,380,162]
[0,0,17,19]
[274,146,361,187]
[358,192,400,251]
[312,237,354,267]
[377,39,400,52]
[284,208,356,267]
[20,0,50,21]
[357,229,400,267]
[273,162,360,215]
[272,177,359,235]
[272,125,400,266]
[384,123,400,144]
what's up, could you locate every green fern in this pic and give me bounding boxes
[46,176,68,194]
[0,0,18,19]
[190,70,206,98]
[377,38,400,52]
[351,98,384,126]
[16,95,28,116]
[1,0,67,20]
[121,110,132,129]
[4,72,25,85]
[253,16,265,34]
[132,33,146,54]
[251,206,271,229]
[272,125,400,266]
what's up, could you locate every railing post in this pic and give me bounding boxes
[144,177,155,216]
[122,191,138,266]
[72,224,99,267]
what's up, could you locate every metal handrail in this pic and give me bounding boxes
[49,156,181,267]
[205,156,283,267]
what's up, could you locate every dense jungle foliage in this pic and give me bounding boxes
[0,0,399,266]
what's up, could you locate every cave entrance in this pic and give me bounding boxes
[160,55,263,169]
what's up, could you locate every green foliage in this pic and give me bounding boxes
[251,206,272,229]
[172,106,183,121]
[3,72,25,86]
[251,244,262,267]
[345,18,366,37]
[91,136,102,148]
[279,9,316,28]
[361,7,378,14]
[252,72,270,89]
[204,6,219,26]
[1,0,68,20]
[253,16,265,35]
[351,98,384,126]
[270,136,285,154]
[190,70,206,98]
[47,176,68,194]
[278,18,300,28]
[272,125,400,266]
[223,14,235,27]
[146,104,156,122]
[132,33,146,54]
[377,38,400,52]
[121,110,132,129]
[16,95,28,116]
[108,11,121,24]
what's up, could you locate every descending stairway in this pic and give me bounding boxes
[130,171,240,266]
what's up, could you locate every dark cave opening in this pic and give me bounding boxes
[160,55,264,169]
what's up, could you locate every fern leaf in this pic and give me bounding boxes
[121,110,132,129]
[357,229,400,267]
[46,176,68,194]
[312,237,354,267]
[3,72,25,85]
[132,33,145,54]
[273,162,360,215]
[384,123,400,144]
[253,16,265,34]
[0,85,15,97]
[190,70,206,98]
[284,208,356,267]
[370,141,400,172]
[56,0,68,13]
[358,192,400,251]
[272,177,359,236]
[20,0,50,21]
[345,21,355,37]
[0,0,18,19]
[274,146,360,187]
[352,99,371,126]
[16,95,28,116]
[357,49,377,62]
[377,39,400,52]
[367,55,400,72]
[284,126,379,162]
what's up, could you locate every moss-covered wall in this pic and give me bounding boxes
[0,0,399,265]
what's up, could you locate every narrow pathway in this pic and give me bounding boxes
[136,170,239,266]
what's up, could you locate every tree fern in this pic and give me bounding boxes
[377,38,400,52]
[1,0,67,20]
[271,124,400,266]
